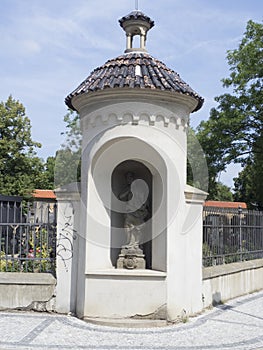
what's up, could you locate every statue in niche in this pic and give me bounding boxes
[118,172,149,250]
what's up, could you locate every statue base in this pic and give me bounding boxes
[117,246,146,269]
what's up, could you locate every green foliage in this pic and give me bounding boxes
[223,20,263,93]
[61,109,81,152]
[0,228,54,273]
[187,128,209,192]
[233,145,263,209]
[25,229,53,273]
[202,242,212,257]
[54,148,81,187]
[0,96,51,197]
[36,156,56,190]
[55,109,81,187]
[212,182,233,202]
[196,20,263,203]
[0,251,20,272]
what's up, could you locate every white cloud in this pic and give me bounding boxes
[21,39,42,55]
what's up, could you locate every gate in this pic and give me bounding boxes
[0,195,57,275]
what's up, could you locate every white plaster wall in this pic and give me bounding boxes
[74,91,206,320]
[181,202,203,314]
[55,184,80,314]
[0,273,56,310]
[202,259,263,308]
[164,185,207,320]
[84,270,166,318]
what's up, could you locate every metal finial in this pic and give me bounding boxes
[135,0,139,10]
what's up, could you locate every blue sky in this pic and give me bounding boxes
[0,0,262,187]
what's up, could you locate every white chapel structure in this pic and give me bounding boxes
[56,9,207,324]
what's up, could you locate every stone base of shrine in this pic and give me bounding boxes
[117,246,146,269]
[81,269,167,319]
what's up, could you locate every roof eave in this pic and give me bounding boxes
[68,88,202,115]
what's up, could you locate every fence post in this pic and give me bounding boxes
[238,206,242,261]
[55,182,80,314]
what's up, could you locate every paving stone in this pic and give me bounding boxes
[0,291,262,350]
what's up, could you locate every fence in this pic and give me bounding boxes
[203,206,263,267]
[0,196,57,275]
[1,195,263,272]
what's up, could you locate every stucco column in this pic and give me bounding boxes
[55,182,80,314]
[126,34,132,50]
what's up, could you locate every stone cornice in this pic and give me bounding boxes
[71,88,199,116]
[184,184,208,204]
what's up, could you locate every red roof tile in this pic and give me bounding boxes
[65,53,204,112]
[204,201,247,209]
[33,190,56,200]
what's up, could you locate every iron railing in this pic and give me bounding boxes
[0,197,57,275]
[1,196,262,272]
[203,207,263,267]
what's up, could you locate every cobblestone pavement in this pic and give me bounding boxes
[0,291,263,350]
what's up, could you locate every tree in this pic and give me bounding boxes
[54,109,81,187]
[187,127,209,192]
[233,161,255,207]
[196,20,263,203]
[35,156,56,190]
[61,109,81,152]
[0,96,45,197]
[233,137,263,208]
[212,182,233,202]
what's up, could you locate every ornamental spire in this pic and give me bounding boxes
[119,10,154,53]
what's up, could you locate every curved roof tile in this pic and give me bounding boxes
[119,11,155,29]
[65,53,204,112]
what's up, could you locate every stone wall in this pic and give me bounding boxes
[202,259,263,308]
[0,273,56,311]
[1,260,262,315]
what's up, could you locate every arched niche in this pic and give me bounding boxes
[111,160,152,269]
[89,136,167,272]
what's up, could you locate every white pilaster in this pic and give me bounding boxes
[55,183,80,314]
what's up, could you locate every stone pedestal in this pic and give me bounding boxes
[117,246,146,269]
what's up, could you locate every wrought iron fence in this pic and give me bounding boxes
[203,206,263,267]
[0,196,57,275]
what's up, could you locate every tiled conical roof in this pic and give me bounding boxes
[65,52,204,112]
